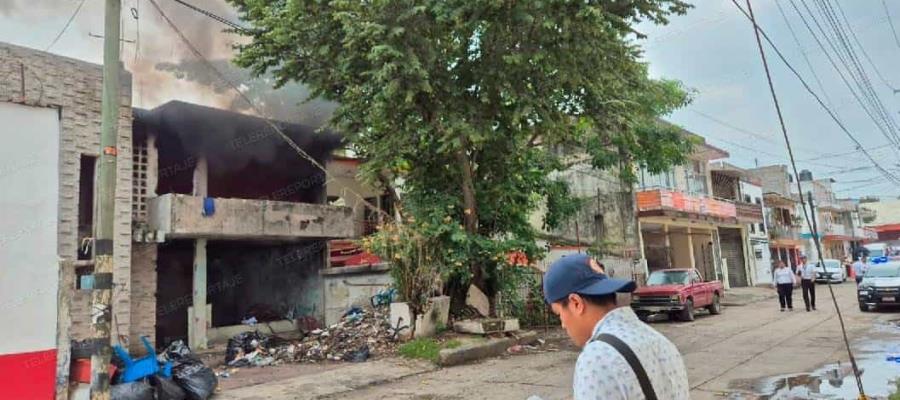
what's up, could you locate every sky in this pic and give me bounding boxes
[1,0,899,199]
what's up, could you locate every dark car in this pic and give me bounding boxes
[858,261,900,312]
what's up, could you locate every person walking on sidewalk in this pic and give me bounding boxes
[773,260,797,312]
[543,254,689,400]
[797,259,816,311]
[853,256,869,285]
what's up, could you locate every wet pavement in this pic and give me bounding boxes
[727,319,900,399]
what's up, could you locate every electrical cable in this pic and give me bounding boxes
[883,0,900,50]
[45,0,87,52]
[733,0,900,187]
[735,1,867,397]
[170,0,248,32]
[792,0,900,150]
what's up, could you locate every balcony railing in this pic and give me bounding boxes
[769,224,802,241]
[735,202,764,222]
[636,189,736,220]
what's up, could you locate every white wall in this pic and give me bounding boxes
[0,102,59,354]
[741,181,772,284]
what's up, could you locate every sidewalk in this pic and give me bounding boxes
[723,286,777,307]
[214,358,436,399]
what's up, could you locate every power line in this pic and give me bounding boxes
[45,0,87,52]
[170,0,248,32]
[775,0,835,107]
[788,0,900,153]
[691,110,853,168]
[883,0,900,50]
[813,0,900,136]
[832,0,897,92]
[146,0,390,221]
[736,1,866,397]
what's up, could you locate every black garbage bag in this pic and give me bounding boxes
[151,375,187,400]
[159,340,218,400]
[172,361,218,400]
[111,380,154,400]
[342,345,370,363]
[225,331,269,364]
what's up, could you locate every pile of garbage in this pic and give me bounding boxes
[107,339,217,400]
[225,306,401,367]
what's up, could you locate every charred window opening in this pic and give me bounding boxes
[77,155,96,260]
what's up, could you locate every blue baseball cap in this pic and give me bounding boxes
[543,254,636,304]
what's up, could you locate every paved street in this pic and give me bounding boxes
[218,284,900,399]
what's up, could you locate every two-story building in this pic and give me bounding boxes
[135,101,356,350]
[748,165,804,270]
[635,130,763,288]
[710,162,770,286]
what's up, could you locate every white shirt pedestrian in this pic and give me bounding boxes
[852,260,868,278]
[773,266,795,285]
[573,307,689,400]
[799,263,816,280]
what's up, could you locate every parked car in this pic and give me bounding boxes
[813,259,846,283]
[858,261,900,312]
[631,269,724,322]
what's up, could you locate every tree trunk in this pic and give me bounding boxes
[455,135,478,234]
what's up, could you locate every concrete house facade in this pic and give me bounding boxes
[635,131,764,288]
[0,42,134,399]
[134,101,355,350]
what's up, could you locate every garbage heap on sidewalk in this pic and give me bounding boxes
[225,305,400,367]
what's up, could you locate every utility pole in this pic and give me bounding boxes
[91,1,121,399]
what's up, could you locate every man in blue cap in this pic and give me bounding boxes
[543,254,689,400]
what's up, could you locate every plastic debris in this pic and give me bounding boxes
[241,316,258,326]
[110,380,154,400]
[150,376,187,400]
[222,306,398,367]
[159,341,217,400]
[370,288,397,307]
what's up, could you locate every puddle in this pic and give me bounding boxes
[728,338,900,399]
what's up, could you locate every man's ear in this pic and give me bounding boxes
[568,293,584,314]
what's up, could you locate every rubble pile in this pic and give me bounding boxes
[226,306,400,367]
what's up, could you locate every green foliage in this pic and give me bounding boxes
[398,338,462,363]
[363,223,439,322]
[230,0,695,308]
[497,266,560,328]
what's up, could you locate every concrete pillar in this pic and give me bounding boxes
[146,134,158,197]
[686,227,696,270]
[190,239,208,350]
[663,224,671,269]
[192,156,207,197]
[190,157,208,350]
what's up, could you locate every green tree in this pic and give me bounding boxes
[230,0,695,312]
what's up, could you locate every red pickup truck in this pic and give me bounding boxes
[630,268,724,322]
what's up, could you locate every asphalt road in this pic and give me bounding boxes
[321,283,900,400]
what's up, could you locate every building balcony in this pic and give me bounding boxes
[147,193,355,241]
[636,189,737,223]
[735,202,764,223]
[768,224,804,247]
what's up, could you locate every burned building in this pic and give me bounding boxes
[132,101,354,350]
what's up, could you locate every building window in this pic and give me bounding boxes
[758,223,766,233]
[755,197,762,205]
[132,143,149,220]
[593,214,605,240]
[744,194,751,203]
[750,223,756,234]
[78,155,96,260]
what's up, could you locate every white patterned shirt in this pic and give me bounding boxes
[573,307,689,400]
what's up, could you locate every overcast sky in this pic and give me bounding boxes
[2,1,899,199]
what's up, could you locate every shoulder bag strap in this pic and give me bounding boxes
[593,333,658,400]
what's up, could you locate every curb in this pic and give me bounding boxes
[437,331,538,367]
